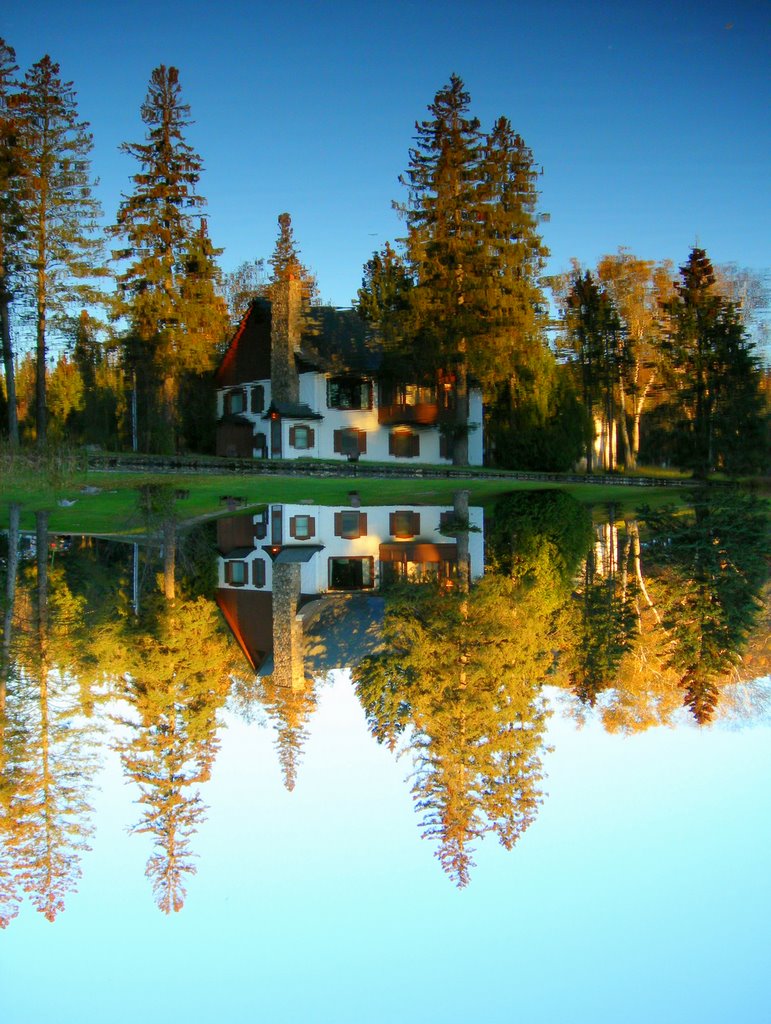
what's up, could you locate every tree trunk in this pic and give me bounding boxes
[452,359,469,466]
[0,290,19,448]
[617,380,634,469]
[162,519,176,602]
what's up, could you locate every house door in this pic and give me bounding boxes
[270,417,282,458]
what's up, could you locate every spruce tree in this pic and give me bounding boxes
[15,55,105,448]
[662,247,765,477]
[394,76,549,465]
[111,65,223,452]
[0,39,23,447]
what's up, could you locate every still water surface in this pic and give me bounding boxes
[1,488,769,1023]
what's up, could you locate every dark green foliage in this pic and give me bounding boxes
[661,248,766,478]
[488,489,593,590]
[641,487,769,723]
[489,360,586,471]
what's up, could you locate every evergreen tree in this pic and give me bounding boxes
[661,248,766,477]
[111,65,224,453]
[15,55,105,448]
[0,39,23,447]
[390,76,549,465]
[563,270,624,471]
[397,75,484,465]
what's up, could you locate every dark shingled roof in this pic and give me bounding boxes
[262,401,323,420]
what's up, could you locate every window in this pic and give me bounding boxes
[252,559,266,588]
[334,510,368,539]
[290,515,315,540]
[333,428,367,456]
[327,377,372,410]
[329,557,374,590]
[389,430,420,458]
[250,384,265,414]
[225,560,247,586]
[289,424,314,449]
[390,511,420,539]
[225,390,245,415]
[254,509,268,540]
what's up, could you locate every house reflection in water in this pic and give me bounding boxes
[215,501,485,686]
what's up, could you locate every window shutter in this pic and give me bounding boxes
[411,433,420,457]
[359,513,367,535]
[440,433,449,459]
[307,518,316,539]
[334,512,343,536]
[251,385,264,414]
[308,427,315,447]
[389,433,396,456]
[289,516,297,538]
[389,512,396,534]
[289,425,296,447]
[411,512,420,534]
[358,430,367,453]
[334,429,343,454]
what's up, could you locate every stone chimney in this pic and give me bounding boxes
[271,562,306,690]
[270,276,302,404]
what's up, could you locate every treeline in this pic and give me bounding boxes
[0,47,767,471]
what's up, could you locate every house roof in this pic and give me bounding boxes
[216,298,272,387]
[216,299,380,388]
[263,400,323,420]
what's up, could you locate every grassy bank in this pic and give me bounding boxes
[1,460,694,535]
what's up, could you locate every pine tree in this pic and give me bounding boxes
[15,55,105,448]
[661,247,765,477]
[393,76,549,465]
[0,39,23,447]
[398,75,483,464]
[111,65,223,453]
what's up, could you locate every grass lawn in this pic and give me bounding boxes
[1,463,692,535]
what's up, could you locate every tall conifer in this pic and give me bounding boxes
[111,65,223,452]
[15,55,104,448]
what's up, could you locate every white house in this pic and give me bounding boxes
[215,500,485,682]
[215,278,484,465]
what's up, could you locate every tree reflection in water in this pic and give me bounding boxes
[0,486,767,917]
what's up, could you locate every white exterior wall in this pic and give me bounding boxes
[217,374,485,465]
[219,503,485,597]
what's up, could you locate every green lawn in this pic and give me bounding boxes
[1,464,692,535]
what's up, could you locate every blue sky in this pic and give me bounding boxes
[4,0,768,308]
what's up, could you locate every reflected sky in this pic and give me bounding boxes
[1,491,769,1023]
[3,676,770,1024]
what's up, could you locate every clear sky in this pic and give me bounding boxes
[3,0,769,307]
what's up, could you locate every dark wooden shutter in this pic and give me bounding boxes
[289,516,298,538]
[334,429,343,454]
[358,429,367,453]
[410,433,420,457]
[289,425,297,447]
[411,512,420,534]
[251,384,264,413]
[359,513,367,535]
[308,427,315,447]
[334,512,343,536]
[308,517,316,538]
[389,433,396,456]
[252,559,266,587]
